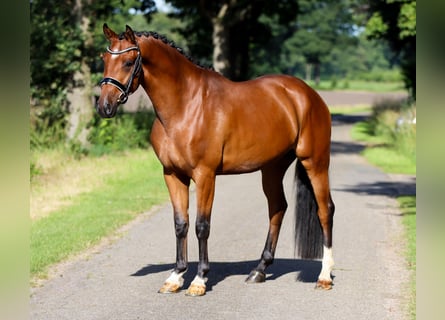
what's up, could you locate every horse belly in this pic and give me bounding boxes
[220,124,295,174]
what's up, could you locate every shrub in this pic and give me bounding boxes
[87,110,156,156]
[370,99,416,162]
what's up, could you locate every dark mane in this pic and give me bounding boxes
[118,31,213,70]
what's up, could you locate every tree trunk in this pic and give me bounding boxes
[305,63,312,82]
[66,0,94,147]
[212,4,231,77]
[314,62,320,86]
[66,61,93,147]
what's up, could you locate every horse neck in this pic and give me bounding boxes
[138,36,205,125]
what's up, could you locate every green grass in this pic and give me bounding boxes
[398,196,416,319]
[351,121,390,145]
[30,149,168,281]
[351,121,415,174]
[350,104,416,175]
[308,79,405,92]
[361,148,416,175]
[329,104,372,115]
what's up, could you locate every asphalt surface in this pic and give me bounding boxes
[30,92,413,320]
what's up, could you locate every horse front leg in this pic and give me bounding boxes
[158,169,190,294]
[185,169,216,297]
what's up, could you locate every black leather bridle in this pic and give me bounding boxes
[99,45,142,104]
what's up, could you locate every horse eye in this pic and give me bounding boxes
[124,60,134,68]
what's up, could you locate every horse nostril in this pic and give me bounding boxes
[105,103,113,116]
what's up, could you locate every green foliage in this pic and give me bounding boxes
[30,0,157,148]
[351,99,416,174]
[371,100,416,161]
[266,0,355,82]
[365,0,416,98]
[30,87,68,151]
[398,1,416,39]
[88,110,156,156]
[248,1,402,86]
[165,0,300,80]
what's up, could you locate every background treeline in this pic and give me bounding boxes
[30,0,415,152]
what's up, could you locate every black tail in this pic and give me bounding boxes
[294,160,323,259]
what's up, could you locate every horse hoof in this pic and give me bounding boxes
[245,270,266,283]
[158,282,181,294]
[185,283,206,296]
[315,279,333,290]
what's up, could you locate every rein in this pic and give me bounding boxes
[99,45,142,104]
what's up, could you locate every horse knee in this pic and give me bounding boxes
[195,217,210,240]
[175,216,189,238]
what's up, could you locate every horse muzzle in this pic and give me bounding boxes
[96,98,118,118]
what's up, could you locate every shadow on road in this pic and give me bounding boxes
[330,113,368,155]
[131,258,322,292]
[335,178,416,198]
[331,113,369,126]
[331,140,365,155]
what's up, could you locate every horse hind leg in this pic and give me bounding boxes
[246,153,294,283]
[299,158,335,290]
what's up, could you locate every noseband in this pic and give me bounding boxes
[99,45,142,104]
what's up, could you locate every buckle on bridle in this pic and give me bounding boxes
[117,92,128,104]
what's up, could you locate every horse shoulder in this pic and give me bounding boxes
[150,116,215,175]
[150,119,185,171]
[150,119,169,165]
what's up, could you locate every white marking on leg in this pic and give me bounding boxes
[190,275,207,287]
[318,246,334,282]
[165,270,186,287]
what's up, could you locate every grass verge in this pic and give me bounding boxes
[308,79,405,92]
[30,149,168,282]
[350,101,416,175]
[349,100,416,319]
[398,196,416,319]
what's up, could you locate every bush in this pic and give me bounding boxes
[30,87,68,151]
[357,68,403,82]
[87,110,156,156]
[370,99,416,162]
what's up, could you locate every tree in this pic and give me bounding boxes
[162,0,299,81]
[365,0,416,98]
[283,0,356,84]
[30,0,156,148]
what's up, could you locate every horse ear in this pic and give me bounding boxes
[103,23,117,41]
[125,25,136,44]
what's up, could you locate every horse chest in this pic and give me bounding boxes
[151,122,208,175]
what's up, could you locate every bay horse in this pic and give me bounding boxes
[97,24,335,296]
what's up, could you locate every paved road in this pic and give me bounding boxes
[30,94,413,320]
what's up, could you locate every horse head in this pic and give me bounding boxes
[96,24,142,118]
